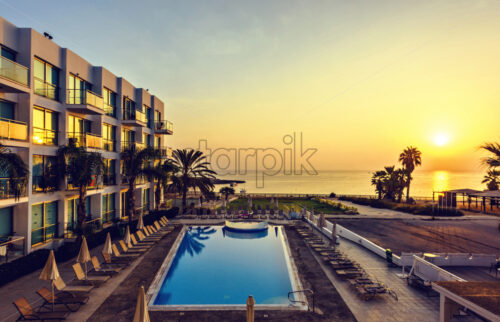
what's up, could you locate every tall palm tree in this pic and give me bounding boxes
[0,143,29,200]
[371,170,386,199]
[120,146,158,223]
[398,146,422,203]
[482,169,499,191]
[143,159,178,210]
[480,142,500,168]
[56,141,104,235]
[168,149,216,211]
[219,186,235,201]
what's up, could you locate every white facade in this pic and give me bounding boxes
[0,17,173,254]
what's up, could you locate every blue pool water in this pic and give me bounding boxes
[152,225,296,306]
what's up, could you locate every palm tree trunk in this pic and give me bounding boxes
[127,177,135,225]
[406,173,411,203]
[76,185,87,238]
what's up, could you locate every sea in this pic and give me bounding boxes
[215,170,485,197]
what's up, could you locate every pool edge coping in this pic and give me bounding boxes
[147,224,308,311]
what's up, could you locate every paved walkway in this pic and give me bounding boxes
[331,199,498,220]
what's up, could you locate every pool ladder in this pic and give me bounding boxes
[288,289,314,312]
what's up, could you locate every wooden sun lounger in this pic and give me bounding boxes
[14,297,70,321]
[54,277,94,295]
[36,287,88,312]
[131,234,154,247]
[72,263,110,287]
[112,244,140,259]
[335,269,363,280]
[101,252,130,266]
[118,240,148,254]
[90,256,121,276]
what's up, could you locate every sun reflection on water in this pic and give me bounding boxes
[432,171,450,192]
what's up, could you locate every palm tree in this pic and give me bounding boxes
[0,143,29,200]
[398,146,422,203]
[219,186,235,201]
[371,170,386,199]
[143,159,178,210]
[168,149,216,211]
[56,141,104,235]
[480,142,500,168]
[120,146,159,224]
[482,169,499,191]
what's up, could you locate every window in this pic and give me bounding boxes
[68,74,91,104]
[33,58,59,100]
[145,105,152,128]
[103,124,116,152]
[67,115,90,147]
[123,98,134,120]
[154,136,161,149]
[1,46,16,61]
[121,128,134,150]
[0,100,14,120]
[102,193,116,224]
[142,188,150,213]
[103,88,117,117]
[33,106,58,145]
[103,159,116,185]
[154,110,161,123]
[31,201,58,246]
[0,207,13,238]
[120,191,128,219]
[66,197,91,236]
[32,155,57,192]
[142,133,151,147]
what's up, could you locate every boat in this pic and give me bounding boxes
[224,220,268,232]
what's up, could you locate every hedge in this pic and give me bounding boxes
[338,197,463,217]
[0,207,179,287]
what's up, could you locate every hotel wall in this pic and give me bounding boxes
[0,17,171,255]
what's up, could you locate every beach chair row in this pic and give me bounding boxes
[12,217,173,321]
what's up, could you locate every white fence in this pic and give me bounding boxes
[410,255,466,282]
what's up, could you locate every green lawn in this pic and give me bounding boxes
[228,197,357,214]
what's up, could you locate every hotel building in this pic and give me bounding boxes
[0,17,173,256]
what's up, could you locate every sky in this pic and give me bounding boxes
[2,0,499,172]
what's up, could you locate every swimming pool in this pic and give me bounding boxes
[148,225,306,310]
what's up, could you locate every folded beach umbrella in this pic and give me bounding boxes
[39,250,60,311]
[124,225,132,248]
[76,236,91,280]
[137,213,144,230]
[133,286,150,322]
[103,232,112,256]
[246,295,255,322]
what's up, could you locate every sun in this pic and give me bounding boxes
[433,133,450,146]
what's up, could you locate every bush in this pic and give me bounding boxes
[329,192,336,198]
[338,196,463,217]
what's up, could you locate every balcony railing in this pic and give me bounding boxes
[103,138,116,152]
[121,141,145,152]
[0,236,25,263]
[0,55,28,86]
[155,120,173,134]
[102,210,116,225]
[158,147,173,158]
[67,175,102,191]
[34,78,58,100]
[33,128,58,145]
[32,175,58,193]
[66,89,104,110]
[31,224,57,246]
[0,118,28,141]
[122,109,147,124]
[103,103,116,117]
[67,132,102,149]
[0,178,27,199]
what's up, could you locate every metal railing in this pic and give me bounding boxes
[0,178,27,199]
[67,132,102,149]
[123,109,147,123]
[0,118,28,141]
[155,120,173,134]
[103,174,116,186]
[66,89,104,110]
[34,78,58,100]
[121,141,145,152]
[103,103,116,117]
[31,224,57,246]
[102,210,116,225]
[0,55,28,86]
[103,138,116,152]
[32,175,58,193]
[158,147,173,158]
[67,175,102,191]
[0,236,25,263]
[33,127,58,145]
[288,289,314,312]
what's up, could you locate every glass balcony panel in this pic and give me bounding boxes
[66,89,103,110]
[33,128,57,145]
[0,118,28,141]
[0,56,28,85]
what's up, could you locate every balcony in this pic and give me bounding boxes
[121,141,145,152]
[103,138,116,152]
[122,109,147,127]
[155,120,173,135]
[0,56,29,92]
[0,118,28,142]
[103,174,116,186]
[32,175,58,193]
[67,175,102,191]
[0,178,28,200]
[67,132,102,150]
[34,78,58,100]
[66,89,104,115]
[33,128,58,145]
[158,146,173,158]
[103,103,116,118]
